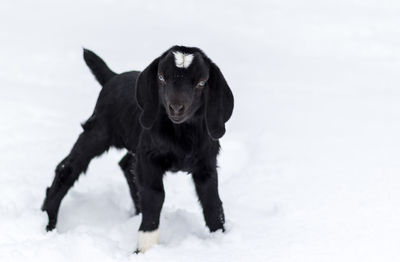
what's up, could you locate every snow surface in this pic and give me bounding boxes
[1,0,400,261]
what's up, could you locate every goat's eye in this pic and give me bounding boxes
[197,80,206,88]
[158,74,165,82]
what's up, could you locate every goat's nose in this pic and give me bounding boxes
[169,104,184,114]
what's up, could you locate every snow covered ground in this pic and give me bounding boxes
[1,0,400,261]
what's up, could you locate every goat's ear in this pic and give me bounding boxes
[205,62,234,140]
[135,58,160,129]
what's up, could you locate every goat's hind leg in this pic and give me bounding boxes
[119,152,141,215]
[41,124,109,231]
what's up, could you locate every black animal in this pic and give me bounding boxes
[42,46,234,253]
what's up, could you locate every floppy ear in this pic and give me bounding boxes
[135,58,160,129]
[205,62,234,140]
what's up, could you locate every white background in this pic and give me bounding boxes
[1,0,399,261]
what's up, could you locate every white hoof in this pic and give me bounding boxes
[137,229,160,253]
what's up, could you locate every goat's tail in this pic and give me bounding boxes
[83,48,117,86]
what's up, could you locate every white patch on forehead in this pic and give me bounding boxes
[173,51,194,68]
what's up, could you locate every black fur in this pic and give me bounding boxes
[42,46,234,244]
[83,49,117,86]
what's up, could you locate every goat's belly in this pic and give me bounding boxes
[167,156,196,174]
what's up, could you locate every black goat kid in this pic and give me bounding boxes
[42,46,234,253]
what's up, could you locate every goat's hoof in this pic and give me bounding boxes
[46,224,55,232]
[45,219,57,232]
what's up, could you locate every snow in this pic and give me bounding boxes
[1,0,400,261]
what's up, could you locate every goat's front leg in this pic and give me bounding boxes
[135,152,165,253]
[192,168,225,232]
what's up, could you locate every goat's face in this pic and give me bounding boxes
[136,46,234,139]
[156,51,209,124]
